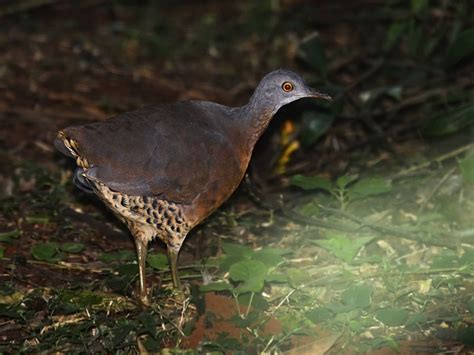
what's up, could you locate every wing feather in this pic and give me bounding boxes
[57,102,237,204]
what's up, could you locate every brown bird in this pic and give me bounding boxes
[54,69,331,304]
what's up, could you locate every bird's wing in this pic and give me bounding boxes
[55,103,235,204]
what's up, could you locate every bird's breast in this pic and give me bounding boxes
[181,142,248,226]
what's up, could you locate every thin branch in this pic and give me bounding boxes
[394,142,474,178]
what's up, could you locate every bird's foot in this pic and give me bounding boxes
[139,292,151,306]
[169,283,188,304]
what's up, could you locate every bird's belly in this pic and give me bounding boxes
[90,180,191,243]
[183,166,246,227]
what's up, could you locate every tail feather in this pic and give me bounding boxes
[73,168,94,193]
[56,131,95,193]
[54,132,75,158]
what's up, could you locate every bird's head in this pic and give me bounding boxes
[249,69,331,116]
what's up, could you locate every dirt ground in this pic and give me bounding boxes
[1,1,473,353]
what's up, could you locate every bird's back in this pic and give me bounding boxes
[55,101,246,214]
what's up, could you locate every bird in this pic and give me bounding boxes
[54,69,331,304]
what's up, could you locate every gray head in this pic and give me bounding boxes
[246,69,331,117]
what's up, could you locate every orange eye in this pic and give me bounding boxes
[282,82,294,92]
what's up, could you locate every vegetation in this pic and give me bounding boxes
[0,0,473,353]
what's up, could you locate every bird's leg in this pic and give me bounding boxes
[135,236,149,304]
[167,246,182,291]
[129,224,151,305]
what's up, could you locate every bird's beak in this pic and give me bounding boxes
[309,89,332,101]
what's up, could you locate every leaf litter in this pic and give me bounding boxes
[0,0,473,353]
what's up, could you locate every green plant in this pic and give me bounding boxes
[291,174,392,210]
[200,243,290,319]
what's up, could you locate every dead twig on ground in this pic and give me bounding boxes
[0,0,60,18]
[394,142,474,178]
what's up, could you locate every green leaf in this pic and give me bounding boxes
[214,332,244,351]
[386,86,403,101]
[254,248,289,267]
[200,282,232,293]
[423,35,441,58]
[444,28,474,69]
[297,199,320,217]
[336,175,358,189]
[285,268,312,287]
[238,292,268,311]
[138,312,157,338]
[459,327,474,347]
[460,250,474,268]
[0,303,24,319]
[235,278,265,294]
[341,284,372,309]
[314,233,375,263]
[306,307,334,324]
[100,250,135,263]
[221,243,254,258]
[290,174,331,191]
[218,255,243,272]
[348,319,365,333]
[422,103,474,137]
[0,229,20,243]
[112,321,135,348]
[300,112,335,148]
[25,215,51,224]
[359,86,403,104]
[431,252,459,269]
[349,177,392,200]
[31,242,61,262]
[0,246,4,258]
[406,313,430,327]
[467,298,474,314]
[384,22,405,52]
[327,302,357,315]
[229,259,267,293]
[60,242,85,254]
[265,272,288,283]
[230,312,259,328]
[459,149,474,184]
[229,259,267,282]
[379,337,400,352]
[118,263,139,276]
[61,290,103,308]
[406,19,423,56]
[376,308,408,327]
[297,32,327,75]
[411,0,429,15]
[147,253,168,270]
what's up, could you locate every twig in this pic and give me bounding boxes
[151,304,185,337]
[395,246,428,262]
[282,209,353,232]
[261,335,275,354]
[373,79,472,120]
[316,205,463,249]
[0,0,59,17]
[327,51,362,74]
[244,292,255,318]
[417,166,456,213]
[303,266,472,289]
[0,257,112,273]
[395,142,474,178]
[271,289,296,315]
[338,59,385,98]
[0,258,203,275]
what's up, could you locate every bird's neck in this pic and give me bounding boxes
[239,94,276,149]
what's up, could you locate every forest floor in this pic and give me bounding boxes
[0,1,473,353]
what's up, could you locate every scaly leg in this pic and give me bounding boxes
[131,227,150,305]
[129,224,156,304]
[167,247,182,291]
